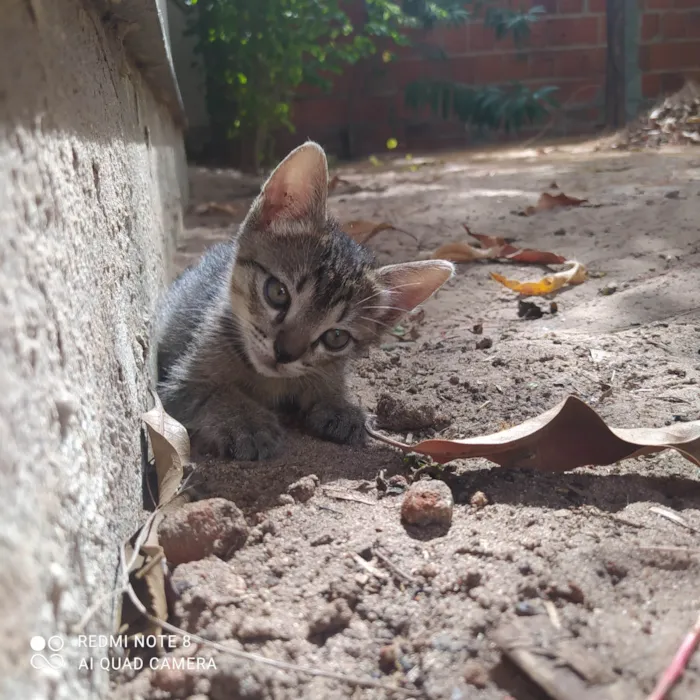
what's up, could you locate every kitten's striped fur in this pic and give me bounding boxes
[156,142,453,459]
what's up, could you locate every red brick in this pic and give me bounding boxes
[531,17,600,47]
[468,23,497,52]
[660,72,686,93]
[529,51,557,79]
[440,26,469,54]
[587,0,607,12]
[675,0,700,8]
[646,41,699,70]
[662,12,689,39]
[552,81,601,103]
[351,96,396,125]
[502,53,530,81]
[390,60,426,88]
[292,97,348,129]
[553,47,607,79]
[448,56,477,84]
[641,13,661,42]
[641,72,663,97]
[645,0,674,8]
[469,54,507,84]
[558,0,584,12]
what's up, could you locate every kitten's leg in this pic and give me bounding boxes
[162,382,284,460]
[296,370,367,446]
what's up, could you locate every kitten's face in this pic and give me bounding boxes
[228,142,453,380]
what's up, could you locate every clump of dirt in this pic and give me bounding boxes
[375,392,449,432]
[616,80,700,149]
[114,143,700,700]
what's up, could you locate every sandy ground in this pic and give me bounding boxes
[117,140,700,700]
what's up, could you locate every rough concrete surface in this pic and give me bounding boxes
[0,0,185,698]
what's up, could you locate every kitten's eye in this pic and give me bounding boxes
[321,329,351,351]
[264,276,290,309]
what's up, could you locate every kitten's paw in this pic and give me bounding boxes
[193,414,284,461]
[224,416,285,460]
[305,401,367,445]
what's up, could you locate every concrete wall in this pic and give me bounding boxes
[0,0,186,698]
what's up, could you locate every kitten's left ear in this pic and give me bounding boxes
[374,260,455,325]
[256,141,328,227]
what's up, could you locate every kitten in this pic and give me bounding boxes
[156,141,453,460]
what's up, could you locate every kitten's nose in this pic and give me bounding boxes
[273,330,307,364]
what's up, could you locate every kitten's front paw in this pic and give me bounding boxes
[193,413,284,461]
[305,401,366,445]
[225,414,285,460]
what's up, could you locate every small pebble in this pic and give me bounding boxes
[287,475,319,503]
[470,491,489,509]
[378,643,399,673]
[401,479,454,528]
[515,601,539,616]
[463,659,489,688]
[475,337,493,350]
[158,498,249,565]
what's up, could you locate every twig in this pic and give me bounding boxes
[365,422,411,451]
[352,553,389,580]
[650,506,699,533]
[323,489,377,506]
[647,611,700,700]
[543,600,561,630]
[373,548,418,585]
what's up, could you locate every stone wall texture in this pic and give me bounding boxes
[0,0,186,697]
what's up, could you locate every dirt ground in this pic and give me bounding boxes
[116,138,700,700]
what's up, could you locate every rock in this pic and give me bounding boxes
[159,498,249,565]
[287,474,319,503]
[308,599,353,638]
[151,666,195,696]
[475,337,493,350]
[401,479,454,528]
[463,659,489,688]
[470,491,489,508]
[277,494,295,506]
[378,643,399,673]
[376,392,446,432]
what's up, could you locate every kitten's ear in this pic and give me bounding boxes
[374,260,454,325]
[256,141,328,227]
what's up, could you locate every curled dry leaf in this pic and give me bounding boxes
[367,395,700,472]
[343,220,400,244]
[142,390,189,506]
[523,191,588,216]
[193,201,241,217]
[491,260,587,296]
[432,226,566,266]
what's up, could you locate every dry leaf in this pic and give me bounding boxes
[433,226,566,265]
[193,201,241,217]
[523,191,589,216]
[343,220,399,244]
[142,391,189,506]
[491,260,587,296]
[367,395,700,472]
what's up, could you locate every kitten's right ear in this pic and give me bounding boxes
[252,141,328,228]
[374,260,455,325]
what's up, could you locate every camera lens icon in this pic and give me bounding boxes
[30,636,65,670]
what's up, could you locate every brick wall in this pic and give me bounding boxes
[639,0,700,99]
[278,0,700,158]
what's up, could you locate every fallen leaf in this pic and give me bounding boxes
[193,201,241,217]
[142,391,189,506]
[491,261,587,296]
[432,226,566,265]
[523,192,589,216]
[366,395,700,472]
[343,220,399,244]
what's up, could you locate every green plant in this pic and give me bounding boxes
[402,2,557,134]
[187,0,413,169]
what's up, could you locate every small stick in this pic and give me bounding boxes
[323,489,376,507]
[373,548,418,585]
[647,611,700,700]
[352,553,389,580]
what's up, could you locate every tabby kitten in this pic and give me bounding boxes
[156,142,453,460]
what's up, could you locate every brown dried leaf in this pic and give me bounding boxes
[343,220,398,244]
[432,226,566,265]
[524,192,589,216]
[367,395,700,472]
[193,201,241,217]
[142,391,188,506]
[491,261,587,296]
